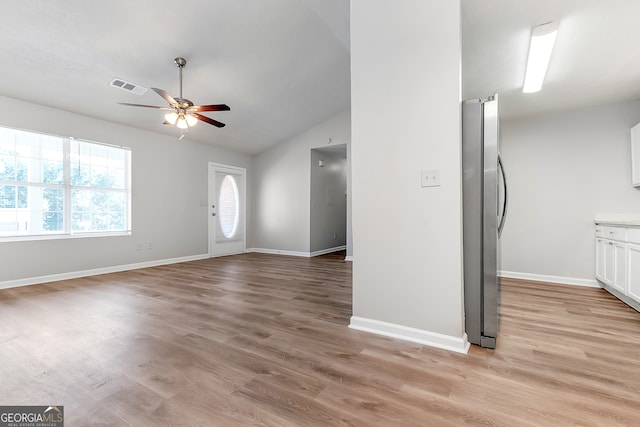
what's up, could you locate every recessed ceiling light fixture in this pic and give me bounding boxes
[523,22,558,93]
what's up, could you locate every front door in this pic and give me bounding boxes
[209,163,245,257]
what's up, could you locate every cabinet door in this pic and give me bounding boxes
[628,244,640,302]
[603,240,615,286]
[612,241,627,293]
[596,238,606,281]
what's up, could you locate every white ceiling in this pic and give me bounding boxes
[1,1,640,154]
[0,0,350,154]
[463,0,640,119]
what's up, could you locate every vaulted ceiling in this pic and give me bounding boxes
[1,1,639,154]
[0,0,350,154]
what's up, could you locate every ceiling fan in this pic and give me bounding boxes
[118,57,230,135]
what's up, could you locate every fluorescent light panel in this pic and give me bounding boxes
[523,22,558,93]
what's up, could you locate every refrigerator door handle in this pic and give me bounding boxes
[498,152,508,237]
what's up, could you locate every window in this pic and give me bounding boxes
[0,126,131,240]
[218,174,239,239]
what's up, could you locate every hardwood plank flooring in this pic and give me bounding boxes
[1,253,639,425]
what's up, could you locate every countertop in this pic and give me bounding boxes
[594,213,640,225]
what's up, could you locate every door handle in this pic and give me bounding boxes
[498,152,508,237]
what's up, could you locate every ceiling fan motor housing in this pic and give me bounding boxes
[174,98,194,109]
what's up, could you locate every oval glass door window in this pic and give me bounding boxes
[218,174,240,238]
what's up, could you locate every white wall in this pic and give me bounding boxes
[0,96,252,286]
[350,0,467,352]
[252,110,351,255]
[310,146,347,253]
[500,99,640,285]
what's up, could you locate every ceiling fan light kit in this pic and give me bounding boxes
[117,57,230,138]
[164,112,178,125]
[185,114,198,127]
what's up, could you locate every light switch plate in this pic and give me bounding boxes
[421,169,441,187]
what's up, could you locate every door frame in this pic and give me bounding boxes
[208,161,247,257]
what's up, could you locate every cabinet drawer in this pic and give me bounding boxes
[628,228,640,244]
[595,225,604,237]
[604,226,628,242]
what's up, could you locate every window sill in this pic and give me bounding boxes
[0,231,132,243]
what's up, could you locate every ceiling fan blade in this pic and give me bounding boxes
[192,113,226,128]
[151,87,179,107]
[190,104,231,112]
[118,102,172,110]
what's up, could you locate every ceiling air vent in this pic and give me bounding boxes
[109,77,147,95]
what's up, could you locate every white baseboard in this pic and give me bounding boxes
[246,248,310,257]
[0,254,209,290]
[499,270,601,288]
[247,245,346,258]
[349,316,470,354]
[310,245,346,257]
[344,255,353,262]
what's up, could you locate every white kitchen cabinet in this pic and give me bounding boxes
[628,244,640,302]
[600,226,626,291]
[613,241,627,293]
[603,225,627,241]
[632,123,640,187]
[595,237,605,281]
[602,239,615,286]
[595,222,640,311]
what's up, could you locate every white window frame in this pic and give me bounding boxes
[0,126,131,242]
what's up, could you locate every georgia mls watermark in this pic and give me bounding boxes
[0,406,63,427]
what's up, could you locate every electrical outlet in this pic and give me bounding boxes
[421,170,441,187]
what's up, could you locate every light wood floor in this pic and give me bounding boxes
[1,252,639,426]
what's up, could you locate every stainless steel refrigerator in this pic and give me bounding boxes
[462,95,507,349]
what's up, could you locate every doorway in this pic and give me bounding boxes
[208,162,246,257]
[310,145,347,255]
